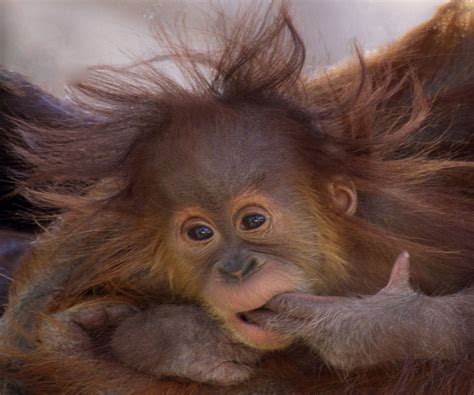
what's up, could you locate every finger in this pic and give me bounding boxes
[104,304,139,326]
[265,292,344,319]
[200,361,254,386]
[244,308,305,336]
[71,304,138,331]
[70,306,110,330]
[38,315,93,353]
[244,308,277,326]
[382,251,413,293]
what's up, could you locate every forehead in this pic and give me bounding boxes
[150,105,306,209]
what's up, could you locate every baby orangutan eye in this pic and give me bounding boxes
[241,214,266,230]
[187,225,214,241]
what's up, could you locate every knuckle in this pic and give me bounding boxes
[208,362,252,385]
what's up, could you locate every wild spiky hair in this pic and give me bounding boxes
[1,2,474,393]
[8,1,474,268]
[10,4,311,210]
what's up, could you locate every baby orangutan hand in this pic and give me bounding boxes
[247,253,472,370]
[111,304,263,385]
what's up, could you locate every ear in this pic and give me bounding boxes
[327,176,357,216]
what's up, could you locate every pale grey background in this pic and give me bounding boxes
[0,0,444,95]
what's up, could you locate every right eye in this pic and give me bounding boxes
[187,225,214,241]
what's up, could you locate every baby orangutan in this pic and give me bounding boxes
[1,1,473,393]
[107,104,357,381]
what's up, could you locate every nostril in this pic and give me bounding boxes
[218,259,242,278]
[241,258,258,279]
[217,257,260,281]
[218,265,233,278]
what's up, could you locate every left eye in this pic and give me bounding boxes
[241,214,266,230]
[187,225,214,241]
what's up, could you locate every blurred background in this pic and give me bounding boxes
[1,0,444,95]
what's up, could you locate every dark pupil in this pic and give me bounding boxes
[241,214,266,230]
[187,225,214,241]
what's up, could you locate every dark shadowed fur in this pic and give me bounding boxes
[0,1,473,393]
[0,69,90,232]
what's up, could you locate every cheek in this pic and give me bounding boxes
[162,248,213,298]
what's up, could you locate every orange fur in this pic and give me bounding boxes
[1,1,473,393]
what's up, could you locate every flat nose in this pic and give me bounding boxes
[217,257,260,282]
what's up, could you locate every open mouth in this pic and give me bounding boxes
[237,311,255,325]
[228,307,289,350]
[232,309,272,331]
[229,306,288,346]
[236,308,268,326]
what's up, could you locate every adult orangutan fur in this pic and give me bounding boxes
[0,1,473,393]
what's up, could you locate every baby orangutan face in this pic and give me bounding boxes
[148,105,357,350]
[172,193,313,350]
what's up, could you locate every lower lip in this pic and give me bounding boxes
[227,313,290,350]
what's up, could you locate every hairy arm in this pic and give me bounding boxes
[249,253,474,370]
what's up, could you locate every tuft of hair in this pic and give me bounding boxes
[5,0,474,293]
[8,2,306,212]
